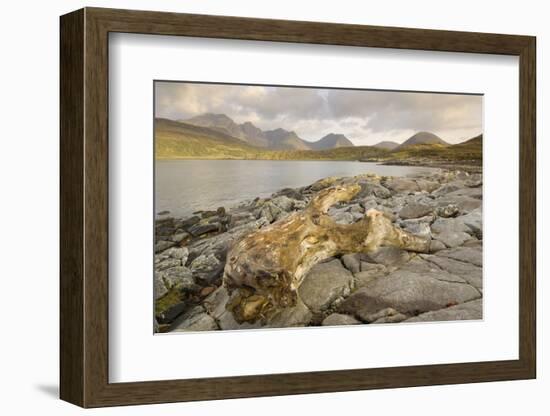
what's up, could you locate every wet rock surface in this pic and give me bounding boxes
[154,169,483,332]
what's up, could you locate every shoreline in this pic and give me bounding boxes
[154,169,483,333]
[155,160,443,219]
[156,156,481,169]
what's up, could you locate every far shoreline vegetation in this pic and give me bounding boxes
[154,115,482,171]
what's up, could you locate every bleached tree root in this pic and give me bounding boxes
[223,184,431,323]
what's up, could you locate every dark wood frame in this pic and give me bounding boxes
[60,7,536,408]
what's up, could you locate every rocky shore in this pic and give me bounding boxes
[154,169,483,333]
[380,159,482,174]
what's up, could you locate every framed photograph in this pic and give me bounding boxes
[60,7,536,408]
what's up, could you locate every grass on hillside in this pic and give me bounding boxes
[155,118,482,164]
[388,135,482,162]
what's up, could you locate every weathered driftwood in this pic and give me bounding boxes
[223,184,431,323]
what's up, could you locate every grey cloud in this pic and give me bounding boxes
[327,90,482,133]
[155,82,482,144]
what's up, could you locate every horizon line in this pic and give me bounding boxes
[155,116,483,146]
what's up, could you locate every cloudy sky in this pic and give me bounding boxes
[155,82,483,145]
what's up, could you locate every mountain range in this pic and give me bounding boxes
[184,113,354,151]
[156,113,480,164]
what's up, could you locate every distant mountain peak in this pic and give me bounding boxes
[185,113,270,148]
[267,127,292,134]
[265,128,299,140]
[193,113,232,122]
[185,113,235,127]
[310,133,354,150]
[394,131,448,151]
[184,112,355,151]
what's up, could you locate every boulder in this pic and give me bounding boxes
[433,231,472,248]
[202,286,266,330]
[188,223,220,237]
[436,196,482,213]
[270,195,295,212]
[437,246,482,267]
[339,269,480,319]
[384,178,419,193]
[360,261,387,273]
[341,254,361,273]
[154,273,169,300]
[155,240,175,253]
[431,217,474,248]
[465,178,483,188]
[415,179,440,193]
[446,187,482,199]
[267,298,313,328]
[170,306,219,332]
[217,309,264,331]
[309,176,340,191]
[431,182,464,197]
[355,262,387,285]
[298,260,353,312]
[399,256,440,273]
[273,187,304,201]
[203,286,231,320]
[170,232,190,243]
[188,218,268,262]
[405,299,482,322]
[431,217,471,234]
[157,302,187,324]
[372,313,408,324]
[399,203,432,219]
[435,204,460,218]
[157,266,197,292]
[364,308,408,324]
[229,211,256,228]
[456,208,482,238]
[363,247,410,267]
[429,239,446,252]
[322,313,361,326]
[257,202,284,223]
[421,253,482,289]
[178,215,200,230]
[159,246,189,261]
[356,182,392,199]
[189,253,224,285]
[400,218,432,239]
[155,257,181,271]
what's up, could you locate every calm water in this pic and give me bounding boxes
[155,160,436,218]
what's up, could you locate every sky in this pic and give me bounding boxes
[155,82,483,145]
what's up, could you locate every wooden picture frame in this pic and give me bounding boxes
[60,7,536,408]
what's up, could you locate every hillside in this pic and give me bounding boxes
[373,141,399,150]
[264,145,391,161]
[155,118,482,166]
[155,118,383,160]
[310,133,354,150]
[386,134,482,165]
[394,131,448,151]
[264,128,312,150]
[155,119,267,159]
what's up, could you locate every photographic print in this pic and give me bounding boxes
[154,81,483,333]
